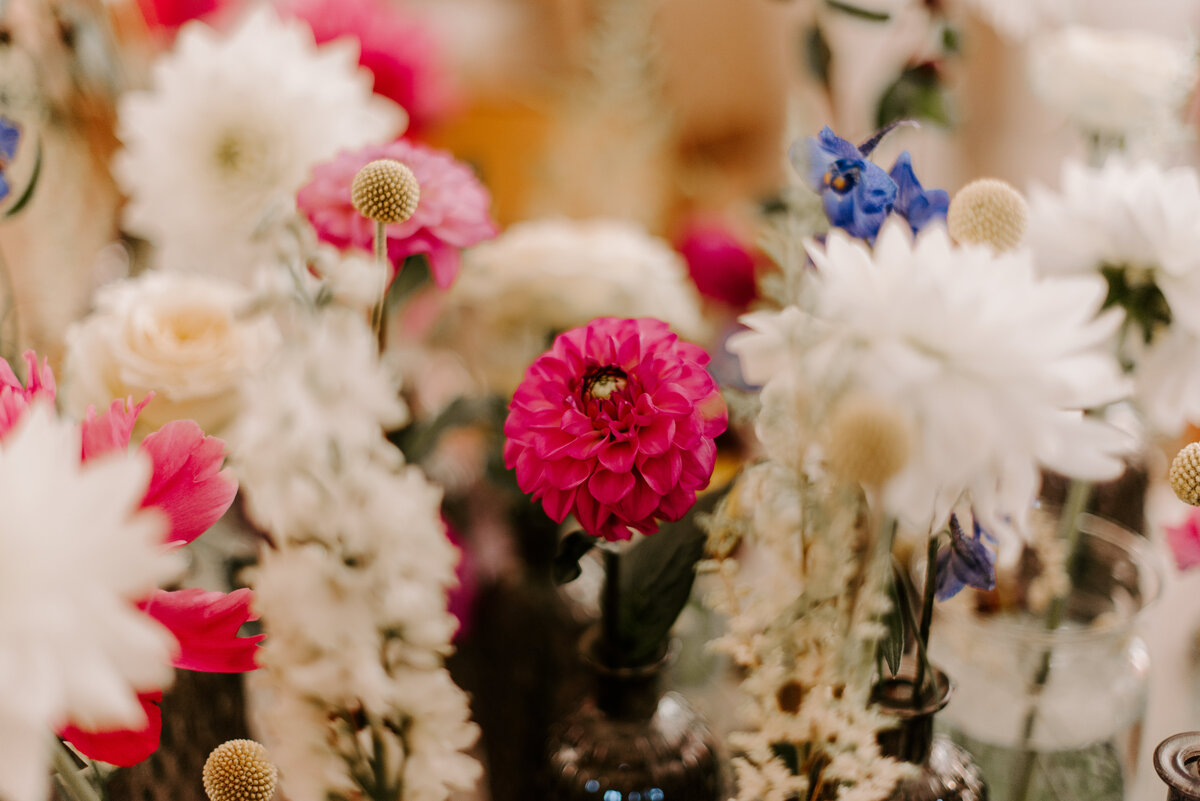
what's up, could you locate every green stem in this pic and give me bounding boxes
[50,739,101,801]
[601,546,622,667]
[1009,479,1093,801]
[370,220,387,346]
[913,532,940,703]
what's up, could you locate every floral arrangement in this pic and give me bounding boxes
[2,3,1200,801]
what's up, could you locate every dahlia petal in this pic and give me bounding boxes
[80,396,152,460]
[577,491,624,541]
[640,450,683,496]
[62,692,162,766]
[140,421,238,546]
[502,438,524,470]
[658,486,697,521]
[589,468,636,504]
[565,430,606,459]
[532,429,577,459]
[618,480,661,522]
[140,588,262,672]
[542,487,577,522]
[638,416,676,456]
[552,458,593,490]
[651,385,694,414]
[682,439,718,487]
[596,518,634,542]
[597,440,637,473]
[515,447,546,491]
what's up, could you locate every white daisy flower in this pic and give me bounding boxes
[730,220,1131,534]
[1028,158,1200,434]
[0,406,180,801]
[1028,26,1197,154]
[431,218,709,394]
[115,5,405,281]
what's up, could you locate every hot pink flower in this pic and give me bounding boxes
[297,139,498,289]
[1167,508,1200,571]
[279,0,456,135]
[674,219,759,310]
[0,352,257,766]
[0,351,54,438]
[504,317,727,542]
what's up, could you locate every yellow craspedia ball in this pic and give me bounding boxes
[202,739,278,801]
[1170,442,1200,506]
[351,159,420,224]
[947,178,1029,253]
[825,394,913,488]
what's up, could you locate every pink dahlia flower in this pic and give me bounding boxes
[0,352,256,766]
[504,317,727,542]
[297,139,497,289]
[279,0,456,135]
[1167,507,1200,572]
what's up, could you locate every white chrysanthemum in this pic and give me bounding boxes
[115,6,405,281]
[1028,159,1200,434]
[0,406,180,801]
[63,271,281,436]
[730,221,1132,534]
[959,0,1076,41]
[1028,26,1197,151]
[433,218,709,394]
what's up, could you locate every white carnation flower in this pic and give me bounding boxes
[1028,26,1197,152]
[433,218,709,394]
[63,271,281,436]
[0,407,180,801]
[1028,159,1200,434]
[115,6,405,281]
[730,221,1132,534]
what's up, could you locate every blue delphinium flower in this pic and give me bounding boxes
[0,116,21,202]
[796,126,897,242]
[935,514,996,601]
[889,151,949,234]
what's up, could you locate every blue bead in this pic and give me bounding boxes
[585,780,600,793]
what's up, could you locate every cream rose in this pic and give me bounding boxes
[63,271,281,435]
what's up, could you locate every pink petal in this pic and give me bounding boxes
[80,396,152,460]
[597,440,637,473]
[639,450,683,496]
[637,416,676,457]
[617,480,661,523]
[1166,511,1200,571]
[651,385,693,414]
[139,421,238,546]
[62,692,162,766]
[588,469,635,504]
[542,487,576,522]
[550,458,592,490]
[140,588,262,672]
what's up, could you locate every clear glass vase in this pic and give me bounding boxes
[929,512,1162,801]
[543,631,723,800]
[872,669,988,801]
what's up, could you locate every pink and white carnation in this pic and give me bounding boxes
[297,139,497,289]
[503,317,727,542]
[1166,507,1200,572]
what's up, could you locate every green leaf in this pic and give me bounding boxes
[876,64,954,130]
[878,568,907,677]
[553,530,596,585]
[5,135,41,218]
[615,486,730,666]
[825,0,891,21]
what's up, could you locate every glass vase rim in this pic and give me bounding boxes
[872,665,953,719]
[933,511,1163,646]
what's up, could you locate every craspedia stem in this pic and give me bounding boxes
[1171,442,1200,506]
[202,739,279,801]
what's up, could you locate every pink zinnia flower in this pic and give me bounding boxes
[0,353,256,766]
[297,139,497,289]
[674,219,759,310]
[279,0,456,135]
[1167,507,1200,571]
[503,317,727,542]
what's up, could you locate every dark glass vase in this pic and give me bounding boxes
[1154,732,1200,801]
[545,634,722,800]
[873,669,987,801]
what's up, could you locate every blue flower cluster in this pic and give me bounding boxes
[0,116,20,202]
[934,514,996,602]
[795,126,948,242]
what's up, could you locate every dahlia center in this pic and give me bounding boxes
[583,366,628,400]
